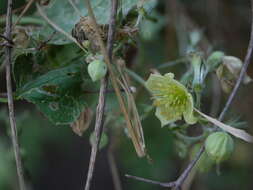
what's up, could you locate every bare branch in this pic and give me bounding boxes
[218,0,253,121]
[4,0,26,189]
[0,33,14,44]
[125,174,175,188]
[84,77,109,190]
[84,0,118,190]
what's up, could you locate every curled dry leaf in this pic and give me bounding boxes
[216,56,252,93]
[71,108,93,136]
[195,109,253,143]
[116,60,146,157]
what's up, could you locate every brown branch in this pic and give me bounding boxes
[84,77,109,190]
[4,0,26,189]
[85,0,145,159]
[0,33,14,44]
[218,0,253,121]
[125,174,175,188]
[84,0,118,190]
[36,31,56,50]
[126,0,253,189]
[0,2,28,18]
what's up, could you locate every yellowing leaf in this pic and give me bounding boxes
[71,108,93,136]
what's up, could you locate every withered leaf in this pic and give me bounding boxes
[71,108,93,136]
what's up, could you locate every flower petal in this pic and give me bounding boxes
[146,73,197,126]
[183,94,197,124]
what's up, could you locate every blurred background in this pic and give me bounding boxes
[0,0,253,190]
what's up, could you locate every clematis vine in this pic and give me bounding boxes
[145,73,197,126]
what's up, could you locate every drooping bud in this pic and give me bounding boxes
[216,56,252,93]
[206,51,225,71]
[88,60,107,82]
[205,132,234,163]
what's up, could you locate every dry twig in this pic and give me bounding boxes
[4,0,26,189]
[84,0,118,190]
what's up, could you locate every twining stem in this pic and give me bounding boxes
[4,0,26,189]
[84,77,108,190]
[83,0,118,190]
[218,1,253,121]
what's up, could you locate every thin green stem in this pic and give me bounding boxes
[156,58,187,69]
[124,68,147,88]
[0,16,44,26]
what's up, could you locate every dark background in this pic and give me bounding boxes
[0,0,253,190]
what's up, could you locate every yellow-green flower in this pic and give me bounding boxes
[145,73,197,126]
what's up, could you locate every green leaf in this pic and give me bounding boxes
[34,0,140,44]
[13,52,37,88]
[0,98,8,103]
[16,63,88,125]
[13,44,84,87]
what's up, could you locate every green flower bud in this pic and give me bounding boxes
[205,132,234,163]
[88,60,107,82]
[188,52,203,90]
